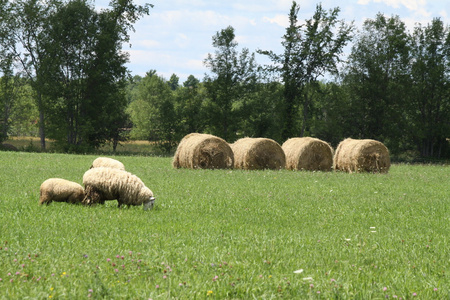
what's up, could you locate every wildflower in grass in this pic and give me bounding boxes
[15,272,20,275]
[88,289,93,293]
[393,296,397,298]
[330,278,336,283]
[0,278,2,281]
[269,275,272,278]
[163,275,167,279]
[179,283,183,286]
[317,291,320,294]
[434,288,438,291]
[121,256,124,260]
[107,258,111,262]
[259,275,263,278]
[207,290,213,296]
[383,287,387,291]
[155,285,160,289]
[310,284,314,288]
[412,293,417,296]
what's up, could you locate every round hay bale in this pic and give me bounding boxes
[333,138,391,173]
[282,137,333,171]
[231,137,285,170]
[172,133,234,169]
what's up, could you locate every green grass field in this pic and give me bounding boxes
[0,151,448,299]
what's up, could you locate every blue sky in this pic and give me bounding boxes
[95,0,450,83]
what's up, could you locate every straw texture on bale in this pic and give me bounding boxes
[231,137,285,170]
[172,133,234,169]
[282,137,333,171]
[333,138,391,173]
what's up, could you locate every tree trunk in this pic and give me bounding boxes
[37,91,46,150]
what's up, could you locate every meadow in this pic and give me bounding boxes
[0,151,448,299]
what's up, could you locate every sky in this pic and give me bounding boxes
[95,0,450,83]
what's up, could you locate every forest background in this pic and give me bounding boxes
[0,0,449,161]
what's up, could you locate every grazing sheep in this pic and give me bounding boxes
[39,178,84,205]
[82,167,155,210]
[90,157,125,170]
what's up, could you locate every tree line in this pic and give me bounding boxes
[1,1,449,159]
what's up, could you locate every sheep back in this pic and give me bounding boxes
[82,167,153,207]
[39,178,84,205]
[90,157,125,171]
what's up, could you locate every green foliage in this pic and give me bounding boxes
[204,26,259,141]
[174,75,207,134]
[343,14,411,154]
[409,18,450,158]
[259,2,354,140]
[0,152,449,298]
[128,72,179,152]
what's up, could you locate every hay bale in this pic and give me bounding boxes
[333,138,391,173]
[172,133,234,169]
[282,137,333,171]
[231,137,285,170]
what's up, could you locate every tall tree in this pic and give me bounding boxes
[259,2,353,140]
[204,26,258,141]
[4,0,59,150]
[410,18,450,158]
[128,71,178,152]
[343,14,411,153]
[40,0,151,151]
[175,75,206,135]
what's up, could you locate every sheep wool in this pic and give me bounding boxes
[39,178,84,205]
[91,157,125,171]
[83,167,155,210]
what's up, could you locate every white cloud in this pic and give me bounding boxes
[263,14,289,28]
[357,0,430,17]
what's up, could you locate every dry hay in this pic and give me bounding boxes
[282,137,333,171]
[333,138,391,173]
[230,137,285,170]
[172,133,234,169]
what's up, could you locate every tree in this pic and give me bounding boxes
[174,75,206,135]
[410,18,450,158]
[39,0,151,152]
[168,74,179,91]
[204,26,258,141]
[128,71,178,152]
[4,0,59,150]
[343,14,411,153]
[259,2,353,140]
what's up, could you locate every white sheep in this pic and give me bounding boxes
[82,167,155,210]
[90,157,125,171]
[39,178,84,205]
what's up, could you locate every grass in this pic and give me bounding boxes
[3,137,163,156]
[0,151,448,299]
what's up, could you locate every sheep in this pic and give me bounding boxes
[82,167,155,210]
[39,178,84,205]
[90,157,125,171]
